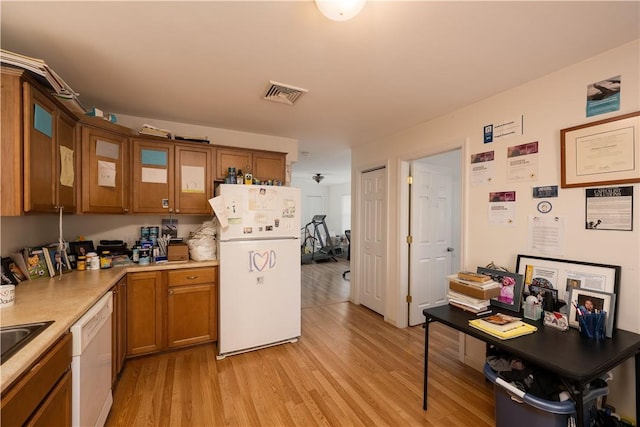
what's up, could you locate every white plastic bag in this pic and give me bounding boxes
[187,219,217,261]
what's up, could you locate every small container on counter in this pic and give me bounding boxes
[86,252,100,270]
[100,251,113,269]
[76,256,86,271]
[132,248,139,263]
[138,248,150,266]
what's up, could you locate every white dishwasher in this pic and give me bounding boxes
[71,292,113,427]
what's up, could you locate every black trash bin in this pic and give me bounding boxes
[484,363,608,427]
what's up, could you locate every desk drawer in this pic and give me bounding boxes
[168,267,216,287]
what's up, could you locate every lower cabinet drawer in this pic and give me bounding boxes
[168,267,216,287]
[1,333,72,427]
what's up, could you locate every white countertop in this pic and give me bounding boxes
[0,260,218,392]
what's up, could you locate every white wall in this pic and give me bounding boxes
[328,182,351,236]
[116,114,299,165]
[0,214,209,256]
[351,40,640,420]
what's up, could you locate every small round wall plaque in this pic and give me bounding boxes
[537,200,552,214]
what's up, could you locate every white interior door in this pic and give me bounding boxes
[408,162,453,326]
[360,167,386,315]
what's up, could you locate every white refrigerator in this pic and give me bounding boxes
[215,184,301,359]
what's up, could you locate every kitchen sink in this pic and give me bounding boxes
[1,321,54,364]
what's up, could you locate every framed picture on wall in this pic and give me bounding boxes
[560,111,640,188]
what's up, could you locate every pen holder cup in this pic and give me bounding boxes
[579,312,606,340]
[523,302,542,321]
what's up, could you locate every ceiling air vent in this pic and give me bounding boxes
[263,81,308,105]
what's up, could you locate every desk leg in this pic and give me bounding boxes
[574,388,584,427]
[423,318,430,410]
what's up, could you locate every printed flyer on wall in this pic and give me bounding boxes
[585,186,633,231]
[470,150,494,185]
[586,75,620,117]
[507,141,538,183]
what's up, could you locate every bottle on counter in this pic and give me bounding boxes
[236,168,243,184]
[100,251,112,269]
[86,252,100,270]
[76,256,86,271]
[244,166,253,185]
[139,248,150,266]
[227,167,237,184]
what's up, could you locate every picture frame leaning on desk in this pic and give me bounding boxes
[569,288,616,338]
[516,254,621,332]
[476,267,525,313]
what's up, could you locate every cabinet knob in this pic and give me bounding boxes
[186,276,198,280]
[168,289,174,296]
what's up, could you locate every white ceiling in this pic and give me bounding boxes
[2,1,639,186]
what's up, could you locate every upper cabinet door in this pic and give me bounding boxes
[131,138,174,214]
[56,111,77,212]
[252,150,286,184]
[174,143,214,214]
[23,82,77,213]
[80,125,129,214]
[1,71,26,216]
[215,148,252,181]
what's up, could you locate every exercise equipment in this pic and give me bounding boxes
[342,230,351,279]
[300,215,340,264]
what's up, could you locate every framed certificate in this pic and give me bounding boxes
[560,111,640,188]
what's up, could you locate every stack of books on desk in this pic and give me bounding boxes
[447,271,501,314]
[447,289,491,314]
[469,313,537,340]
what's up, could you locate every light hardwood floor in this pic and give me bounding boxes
[106,259,495,426]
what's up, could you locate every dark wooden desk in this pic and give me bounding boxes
[423,305,640,426]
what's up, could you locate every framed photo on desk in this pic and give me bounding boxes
[516,255,620,328]
[568,288,616,338]
[476,267,524,313]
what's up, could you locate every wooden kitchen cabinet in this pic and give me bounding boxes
[166,267,217,349]
[131,138,174,214]
[125,266,218,357]
[79,120,130,214]
[26,370,72,427]
[126,271,164,356]
[1,67,78,215]
[216,147,286,184]
[174,143,214,214]
[252,150,286,184]
[131,138,214,214]
[112,277,127,384]
[1,333,72,427]
[215,147,253,181]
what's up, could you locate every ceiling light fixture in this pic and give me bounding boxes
[315,0,366,21]
[312,173,325,184]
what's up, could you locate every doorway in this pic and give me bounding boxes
[408,150,462,326]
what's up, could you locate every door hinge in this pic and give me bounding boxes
[407,176,413,185]
[406,295,412,303]
[406,235,413,244]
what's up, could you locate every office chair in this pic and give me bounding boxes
[342,230,350,279]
